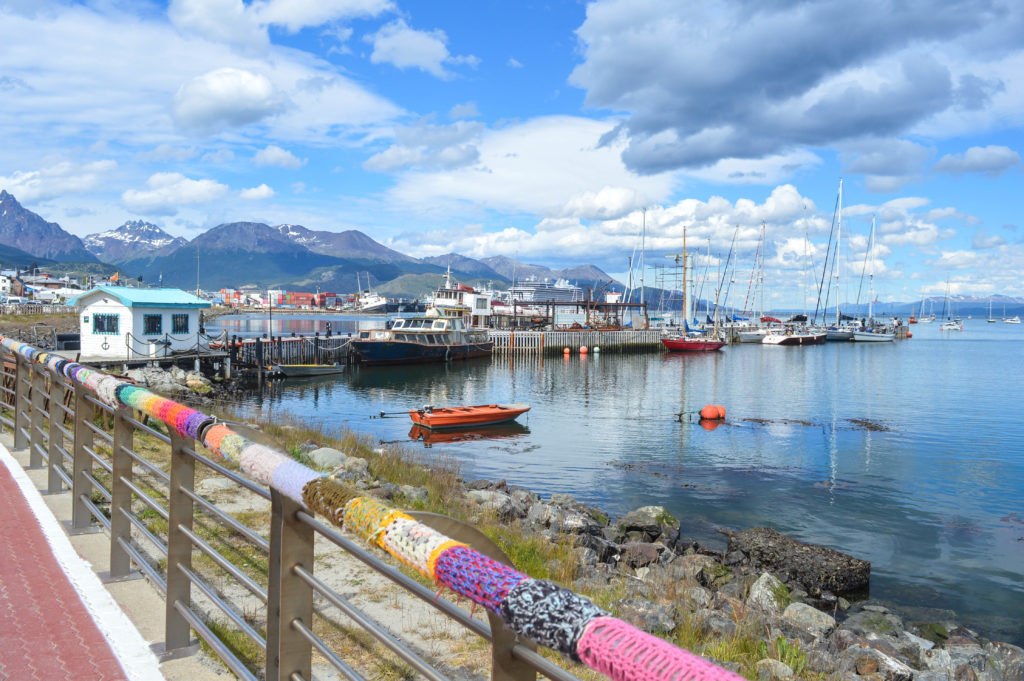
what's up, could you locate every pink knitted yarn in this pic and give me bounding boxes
[576,617,745,681]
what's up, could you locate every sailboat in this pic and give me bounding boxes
[662,228,725,352]
[825,179,855,341]
[852,217,894,342]
[939,279,963,331]
[988,300,997,323]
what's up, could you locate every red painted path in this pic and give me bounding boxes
[0,462,130,681]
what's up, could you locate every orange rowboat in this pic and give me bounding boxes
[409,403,531,429]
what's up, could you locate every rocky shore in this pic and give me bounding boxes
[300,441,1023,681]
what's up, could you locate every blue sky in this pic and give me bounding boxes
[0,0,1022,306]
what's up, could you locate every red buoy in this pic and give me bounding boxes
[699,404,726,421]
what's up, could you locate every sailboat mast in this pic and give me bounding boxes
[640,208,646,306]
[683,226,688,327]
[835,178,843,326]
[868,216,875,322]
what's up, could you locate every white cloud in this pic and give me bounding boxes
[933,145,1021,176]
[168,0,393,49]
[386,116,674,218]
[449,102,480,119]
[253,145,306,169]
[364,120,484,172]
[121,172,229,214]
[253,0,394,33]
[366,19,477,79]
[202,149,235,164]
[561,187,642,221]
[168,0,267,52]
[507,58,523,68]
[135,144,198,163]
[240,183,274,199]
[173,68,285,135]
[0,160,117,202]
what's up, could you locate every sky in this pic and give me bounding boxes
[0,0,1022,307]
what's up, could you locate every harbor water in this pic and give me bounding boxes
[209,314,1024,644]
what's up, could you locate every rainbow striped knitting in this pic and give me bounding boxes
[0,337,743,681]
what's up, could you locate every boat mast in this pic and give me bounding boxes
[835,178,843,326]
[640,208,646,307]
[683,226,688,329]
[867,215,875,323]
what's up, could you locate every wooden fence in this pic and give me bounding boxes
[225,334,352,368]
[487,329,664,355]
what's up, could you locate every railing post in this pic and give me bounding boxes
[266,489,314,681]
[108,406,135,577]
[29,363,46,468]
[71,383,95,529]
[13,354,30,450]
[46,368,66,493]
[165,430,195,651]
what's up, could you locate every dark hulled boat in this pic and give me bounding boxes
[350,315,493,365]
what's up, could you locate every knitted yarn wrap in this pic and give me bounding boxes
[500,578,608,661]
[577,617,744,681]
[433,545,527,613]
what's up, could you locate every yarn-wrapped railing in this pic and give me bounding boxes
[0,337,744,681]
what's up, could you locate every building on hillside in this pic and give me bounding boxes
[0,272,26,298]
[70,286,211,361]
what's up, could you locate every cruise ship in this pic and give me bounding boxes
[507,278,584,303]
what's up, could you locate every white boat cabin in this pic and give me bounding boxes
[70,286,211,360]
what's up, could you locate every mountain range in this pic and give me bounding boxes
[0,191,618,296]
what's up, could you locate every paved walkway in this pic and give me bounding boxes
[0,447,165,681]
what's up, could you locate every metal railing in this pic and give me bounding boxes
[0,344,580,681]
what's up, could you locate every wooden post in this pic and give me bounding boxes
[29,364,46,469]
[46,368,65,493]
[13,354,30,450]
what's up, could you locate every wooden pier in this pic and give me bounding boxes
[225,333,353,375]
[487,329,664,355]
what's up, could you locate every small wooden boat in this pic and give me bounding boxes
[408,422,529,444]
[271,363,346,377]
[409,403,531,429]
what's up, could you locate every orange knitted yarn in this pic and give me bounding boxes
[204,424,232,454]
[164,404,188,429]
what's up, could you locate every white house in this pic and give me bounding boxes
[70,286,211,361]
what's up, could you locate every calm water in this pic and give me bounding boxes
[209,314,1024,643]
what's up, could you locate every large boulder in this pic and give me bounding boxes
[618,506,680,545]
[727,528,869,597]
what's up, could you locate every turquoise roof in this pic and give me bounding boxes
[69,286,211,309]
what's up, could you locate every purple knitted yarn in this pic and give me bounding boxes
[62,362,80,379]
[270,459,321,505]
[183,413,212,441]
[433,545,528,613]
[173,408,197,438]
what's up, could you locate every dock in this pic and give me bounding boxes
[487,329,664,355]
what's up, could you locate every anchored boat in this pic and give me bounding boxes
[409,403,531,429]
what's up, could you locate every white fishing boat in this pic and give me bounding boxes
[1006,315,1021,324]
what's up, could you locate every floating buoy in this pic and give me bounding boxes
[699,404,726,420]
[593,346,601,353]
[580,345,588,354]
[906,332,913,339]
[563,347,570,355]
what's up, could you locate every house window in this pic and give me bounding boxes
[172,314,189,334]
[143,314,162,335]
[93,313,119,335]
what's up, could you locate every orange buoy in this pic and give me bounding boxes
[699,404,726,421]
[563,347,570,354]
[580,345,588,354]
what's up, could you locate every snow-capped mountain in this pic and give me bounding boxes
[84,220,187,263]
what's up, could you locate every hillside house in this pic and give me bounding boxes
[70,286,211,361]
